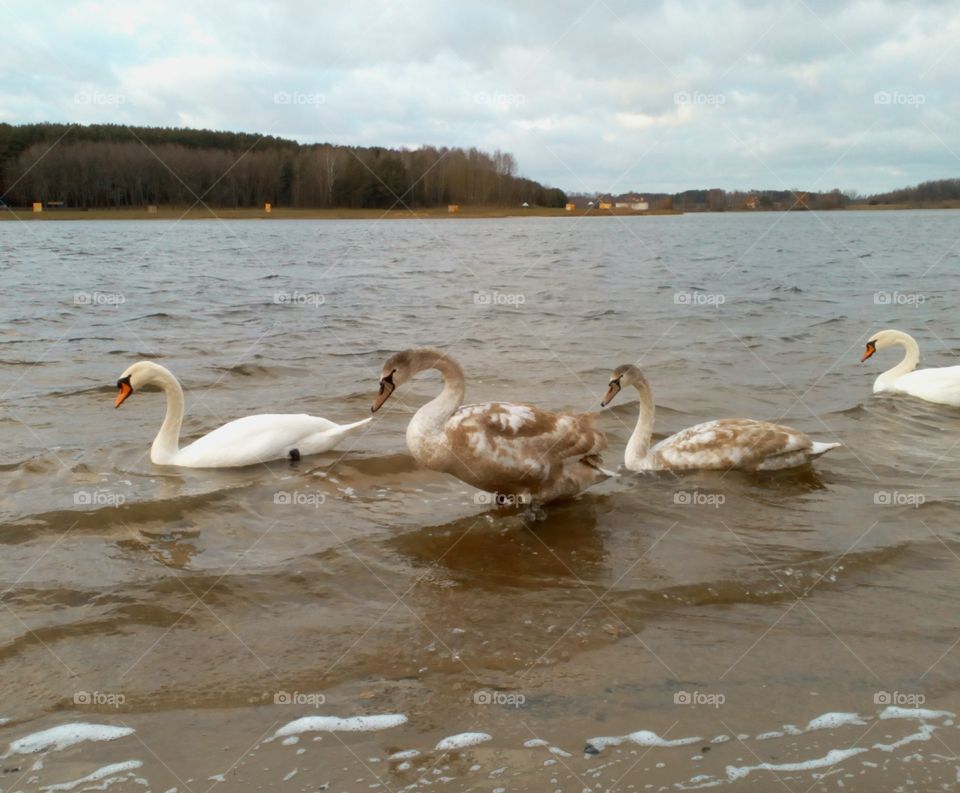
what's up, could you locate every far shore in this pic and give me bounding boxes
[0,205,683,221]
[3,202,959,221]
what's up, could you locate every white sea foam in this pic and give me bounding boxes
[873,725,936,752]
[586,730,701,752]
[727,748,868,782]
[273,714,407,739]
[726,747,867,781]
[435,732,492,751]
[755,730,783,740]
[40,760,142,792]
[879,706,954,721]
[676,775,726,790]
[756,713,864,742]
[804,712,866,731]
[8,724,135,756]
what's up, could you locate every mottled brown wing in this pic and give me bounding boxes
[447,402,606,482]
[655,419,809,470]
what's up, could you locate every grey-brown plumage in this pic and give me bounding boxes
[601,364,840,472]
[373,348,611,503]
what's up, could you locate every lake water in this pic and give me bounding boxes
[2,210,960,791]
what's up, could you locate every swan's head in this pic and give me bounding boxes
[601,364,646,407]
[372,348,460,412]
[114,361,170,408]
[861,329,903,362]
[371,348,455,412]
[372,350,413,412]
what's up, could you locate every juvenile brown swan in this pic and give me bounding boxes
[372,348,612,503]
[601,364,839,472]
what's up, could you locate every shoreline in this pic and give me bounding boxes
[2,203,958,221]
[0,206,684,221]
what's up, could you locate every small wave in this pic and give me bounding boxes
[0,488,241,544]
[124,312,175,321]
[210,362,273,377]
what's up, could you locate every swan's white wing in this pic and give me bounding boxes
[442,401,606,488]
[175,413,343,467]
[652,419,814,471]
[895,366,960,407]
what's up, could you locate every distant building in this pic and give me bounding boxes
[613,195,649,211]
[743,195,758,210]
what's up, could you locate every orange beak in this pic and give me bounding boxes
[371,378,394,413]
[861,343,876,363]
[115,380,133,408]
[601,380,621,408]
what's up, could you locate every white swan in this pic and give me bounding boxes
[861,329,960,407]
[601,365,840,472]
[115,361,371,467]
[371,348,611,504]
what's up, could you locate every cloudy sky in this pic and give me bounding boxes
[2,0,958,194]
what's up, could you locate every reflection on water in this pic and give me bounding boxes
[3,212,960,789]
[389,500,610,588]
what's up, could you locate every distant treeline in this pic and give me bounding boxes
[0,123,567,209]
[859,178,960,206]
[573,179,960,212]
[572,188,850,212]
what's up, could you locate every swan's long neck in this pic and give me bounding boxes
[876,332,920,389]
[624,376,656,471]
[410,351,466,434]
[150,369,185,464]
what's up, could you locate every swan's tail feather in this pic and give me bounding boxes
[296,417,373,456]
[583,454,619,478]
[809,441,841,457]
[337,417,373,433]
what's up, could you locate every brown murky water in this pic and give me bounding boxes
[3,212,960,791]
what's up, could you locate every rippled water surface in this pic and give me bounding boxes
[2,211,960,791]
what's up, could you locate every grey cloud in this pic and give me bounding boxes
[1,0,957,194]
